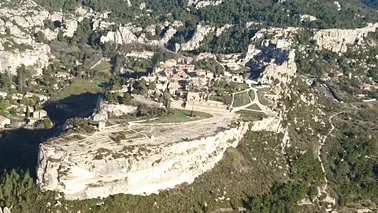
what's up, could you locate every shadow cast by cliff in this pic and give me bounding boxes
[0,92,101,179]
[44,92,100,125]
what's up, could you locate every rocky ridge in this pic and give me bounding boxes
[314,23,378,52]
[0,0,107,75]
[179,24,215,51]
[37,118,249,200]
[0,0,51,75]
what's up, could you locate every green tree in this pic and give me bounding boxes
[121,92,132,104]
[148,81,156,90]
[43,118,53,128]
[136,79,148,95]
[0,73,12,91]
[20,98,37,107]
[16,65,28,92]
[34,31,46,43]
[72,17,92,44]
[162,89,171,110]
[57,29,65,42]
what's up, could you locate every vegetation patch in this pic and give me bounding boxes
[232,91,251,107]
[257,89,271,106]
[236,110,266,122]
[152,109,212,123]
[246,104,262,111]
[324,110,378,207]
[93,61,111,72]
[248,89,256,101]
[55,79,102,99]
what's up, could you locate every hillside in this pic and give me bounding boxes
[0,0,377,213]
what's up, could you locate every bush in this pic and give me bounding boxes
[43,118,53,128]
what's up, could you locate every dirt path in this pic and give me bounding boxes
[316,112,342,206]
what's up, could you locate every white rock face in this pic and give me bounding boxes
[314,23,378,52]
[101,22,182,47]
[0,45,51,76]
[244,27,300,65]
[93,102,137,121]
[158,26,177,45]
[295,14,317,22]
[188,0,223,8]
[0,0,52,75]
[334,1,341,11]
[251,117,282,132]
[62,19,79,37]
[215,24,233,37]
[180,24,214,51]
[37,118,249,200]
[259,51,297,85]
[2,207,10,213]
[0,0,49,30]
[100,24,139,44]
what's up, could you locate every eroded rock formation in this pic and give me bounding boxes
[314,23,378,52]
[37,120,249,200]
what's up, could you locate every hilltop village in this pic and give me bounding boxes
[0,0,378,213]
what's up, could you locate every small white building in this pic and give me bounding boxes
[0,115,10,128]
[33,109,48,119]
[0,91,8,98]
[11,93,24,100]
[24,92,49,102]
[98,121,106,131]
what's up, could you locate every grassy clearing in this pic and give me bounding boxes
[93,61,111,72]
[152,109,212,123]
[93,61,112,82]
[236,110,266,122]
[232,91,251,107]
[246,103,261,111]
[249,89,255,101]
[56,79,102,99]
[257,89,271,106]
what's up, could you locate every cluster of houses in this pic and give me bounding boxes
[131,57,246,98]
[0,91,49,129]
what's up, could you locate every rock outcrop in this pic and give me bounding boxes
[188,0,223,9]
[0,0,51,75]
[37,119,249,200]
[92,102,137,121]
[100,24,140,44]
[0,0,110,75]
[101,21,183,46]
[179,24,214,51]
[314,23,378,52]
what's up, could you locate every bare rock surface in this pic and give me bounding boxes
[314,23,378,52]
[0,0,51,75]
[37,108,249,200]
[179,24,215,51]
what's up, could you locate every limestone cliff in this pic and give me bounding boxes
[179,24,215,51]
[37,114,248,200]
[0,0,51,75]
[314,23,378,52]
[0,0,108,75]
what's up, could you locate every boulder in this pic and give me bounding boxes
[3,207,10,213]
